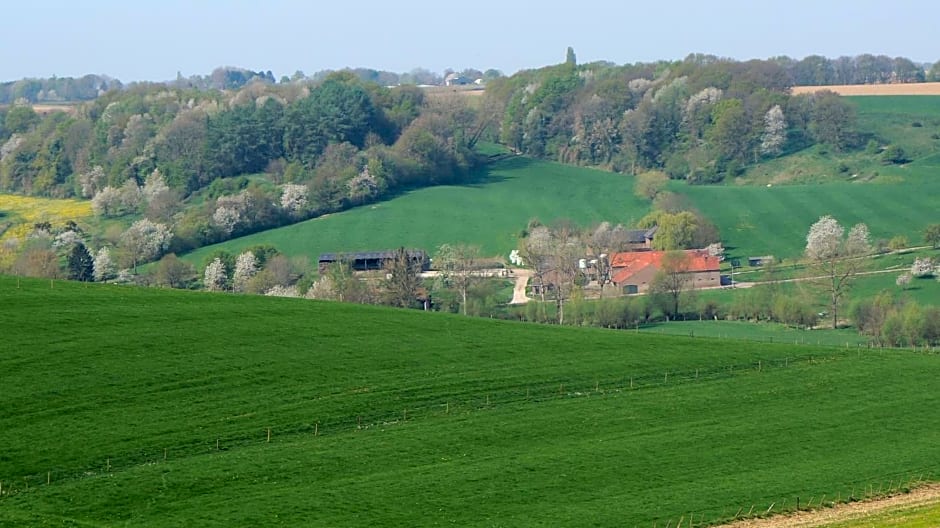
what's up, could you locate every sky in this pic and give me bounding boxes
[1,0,937,82]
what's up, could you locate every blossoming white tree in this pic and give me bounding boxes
[279,183,308,216]
[93,247,116,282]
[204,258,227,291]
[119,219,173,272]
[805,215,871,328]
[232,251,259,292]
[760,105,787,157]
[911,257,935,277]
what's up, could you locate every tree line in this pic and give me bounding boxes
[485,52,913,181]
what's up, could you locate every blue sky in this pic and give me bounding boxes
[1,0,936,82]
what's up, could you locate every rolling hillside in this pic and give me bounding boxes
[1,277,938,526]
[178,97,940,267]
[182,156,650,266]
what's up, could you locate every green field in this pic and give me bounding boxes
[182,156,649,267]
[1,276,938,526]
[677,176,940,262]
[638,320,870,347]
[678,96,940,260]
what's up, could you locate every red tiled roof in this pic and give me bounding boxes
[609,249,719,284]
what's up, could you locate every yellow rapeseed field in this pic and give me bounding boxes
[0,194,94,241]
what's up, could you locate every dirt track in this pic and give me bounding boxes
[714,483,940,528]
[791,82,940,96]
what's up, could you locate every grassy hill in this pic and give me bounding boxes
[178,97,940,267]
[1,276,938,526]
[180,156,649,266]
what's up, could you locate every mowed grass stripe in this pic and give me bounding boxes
[3,352,938,527]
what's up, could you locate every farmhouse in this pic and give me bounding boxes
[609,249,721,294]
[318,249,430,274]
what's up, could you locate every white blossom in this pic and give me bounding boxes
[896,272,912,288]
[78,165,106,198]
[53,230,83,248]
[806,216,845,260]
[204,258,227,291]
[120,219,173,269]
[683,87,722,120]
[212,191,251,235]
[347,167,380,202]
[0,133,24,161]
[279,183,308,214]
[760,105,787,157]
[93,247,116,281]
[265,284,301,298]
[911,257,935,277]
[705,242,725,260]
[232,251,258,292]
[141,169,170,204]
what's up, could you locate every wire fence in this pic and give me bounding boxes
[2,348,938,527]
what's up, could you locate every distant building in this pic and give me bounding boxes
[623,226,657,251]
[609,249,721,294]
[747,255,774,267]
[318,249,430,274]
[444,73,470,86]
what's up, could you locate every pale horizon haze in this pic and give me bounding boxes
[1,0,937,82]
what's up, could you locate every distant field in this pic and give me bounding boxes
[1,276,938,526]
[639,320,870,347]
[182,156,650,267]
[792,83,940,96]
[677,178,940,261]
[0,194,93,241]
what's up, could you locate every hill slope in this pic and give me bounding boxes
[1,277,938,526]
[181,156,649,265]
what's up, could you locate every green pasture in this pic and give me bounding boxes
[181,156,648,267]
[1,276,938,526]
[638,320,869,347]
[677,176,940,261]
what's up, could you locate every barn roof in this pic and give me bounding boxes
[610,249,720,284]
[623,226,658,244]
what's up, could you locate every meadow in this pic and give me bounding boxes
[0,194,92,241]
[181,156,650,266]
[1,276,938,526]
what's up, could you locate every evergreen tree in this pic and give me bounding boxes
[67,243,94,282]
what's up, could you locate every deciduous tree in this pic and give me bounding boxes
[649,250,692,317]
[435,243,482,316]
[805,215,871,328]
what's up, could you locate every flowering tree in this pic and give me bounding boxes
[119,219,173,272]
[896,272,912,289]
[911,257,935,277]
[77,165,106,198]
[760,105,787,157]
[93,247,116,281]
[212,191,251,235]
[265,284,300,298]
[805,215,871,328]
[204,258,227,291]
[232,251,259,292]
[141,169,170,204]
[279,183,308,216]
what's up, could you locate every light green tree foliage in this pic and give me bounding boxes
[924,223,940,248]
[435,243,482,316]
[641,211,699,250]
[633,170,669,201]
